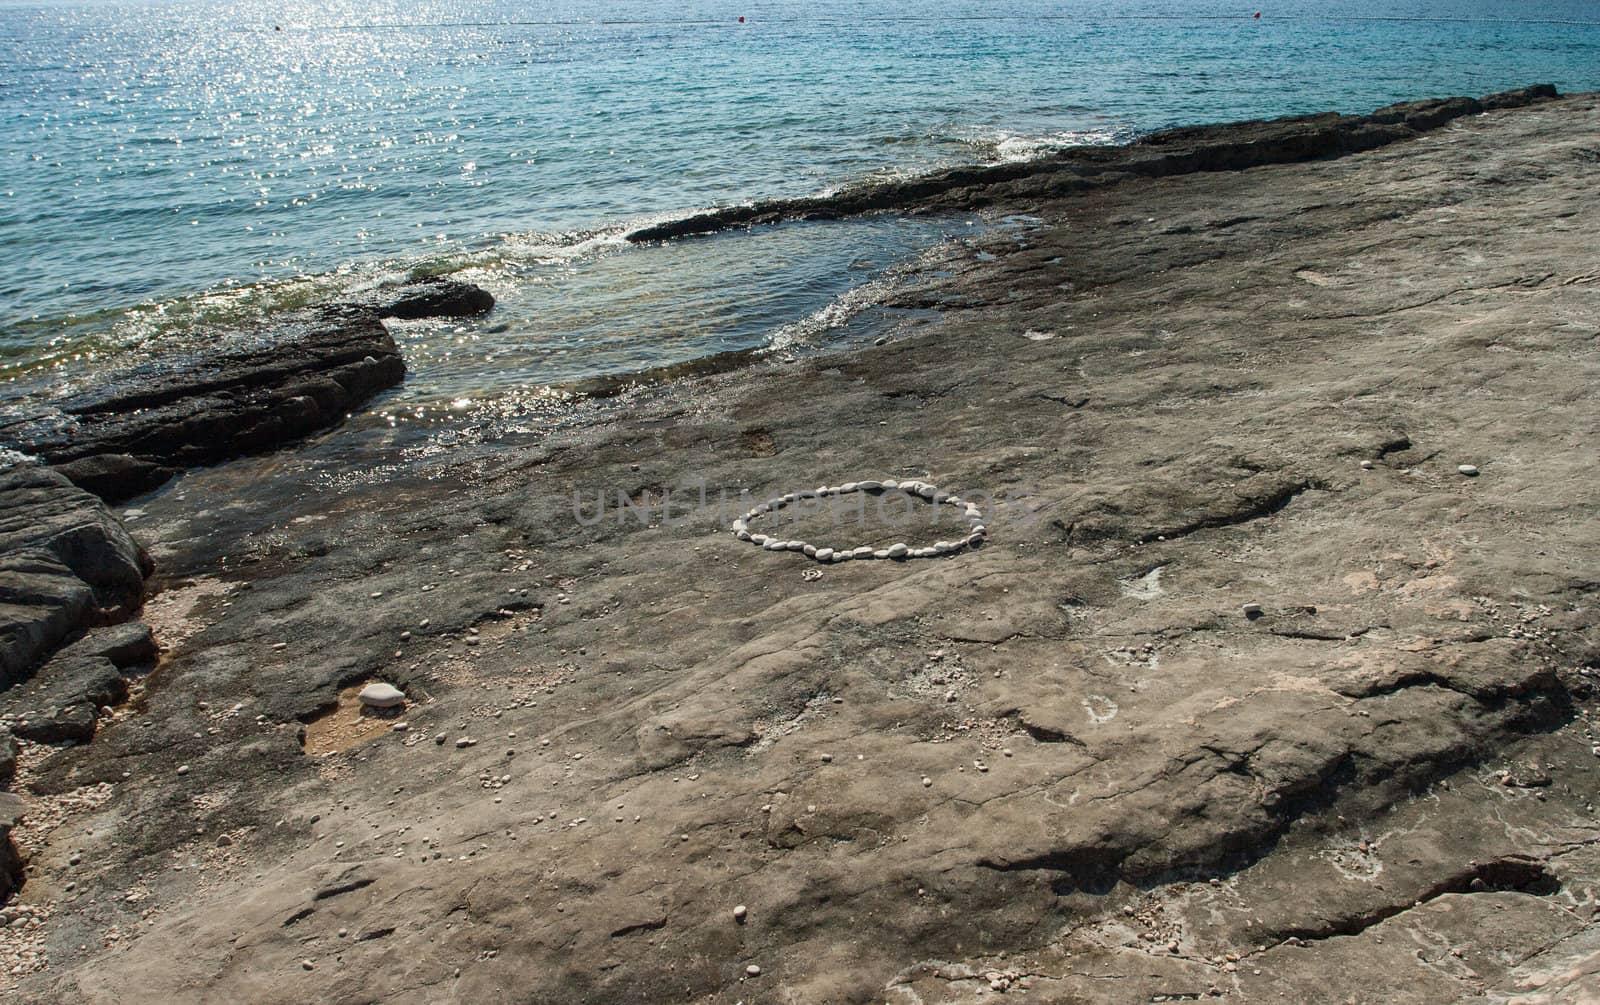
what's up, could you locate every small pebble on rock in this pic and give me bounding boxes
[358,682,406,709]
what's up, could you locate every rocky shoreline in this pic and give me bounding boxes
[0,278,493,506]
[2,88,1598,1002]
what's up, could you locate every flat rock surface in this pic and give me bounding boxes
[2,95,1598,1003]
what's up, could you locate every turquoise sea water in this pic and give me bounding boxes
[2,0,1598,414]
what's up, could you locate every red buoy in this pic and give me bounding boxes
[1253,11,1262,18]
[738,15,745,22]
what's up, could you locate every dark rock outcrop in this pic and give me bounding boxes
[0,620,160,743]
[0,655,129,743]
[52,621,157,670]
[625,85,1560,242]
[0,278,495,505]
[0,465,151,689]
[0,791,23,902]
[337,277,496,320]
[0,309,403,505]
[0,729,15,785]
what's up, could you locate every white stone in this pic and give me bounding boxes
[857,480,883,491]
[833,551,852,562]
[881,479,899,490]
[786,541,805,551]
[944,496,964,507]
[735,530,752,542]
[733,904,748,921]
[359,683,406,709]
[815,548,834,562]
[731,519,747,532]
[853,546,875,559]
[802,545,818,557]
[764,540,785,551]
[1360,460,1374,470]
[840,482,859,492]
[970,524,986,536]
[887,543,910,559]
[1458,464,1480,476]
[746,964,762,977]
[873,549,890,560]
[965,533,984,546]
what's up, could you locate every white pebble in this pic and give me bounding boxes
[1458,464,1480,476]
[358,682,406,709]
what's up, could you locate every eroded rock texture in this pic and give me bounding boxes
[2,94,1597,1003]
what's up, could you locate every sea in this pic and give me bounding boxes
[2,0,1597,444]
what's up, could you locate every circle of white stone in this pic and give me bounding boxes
[730,480,986,563]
